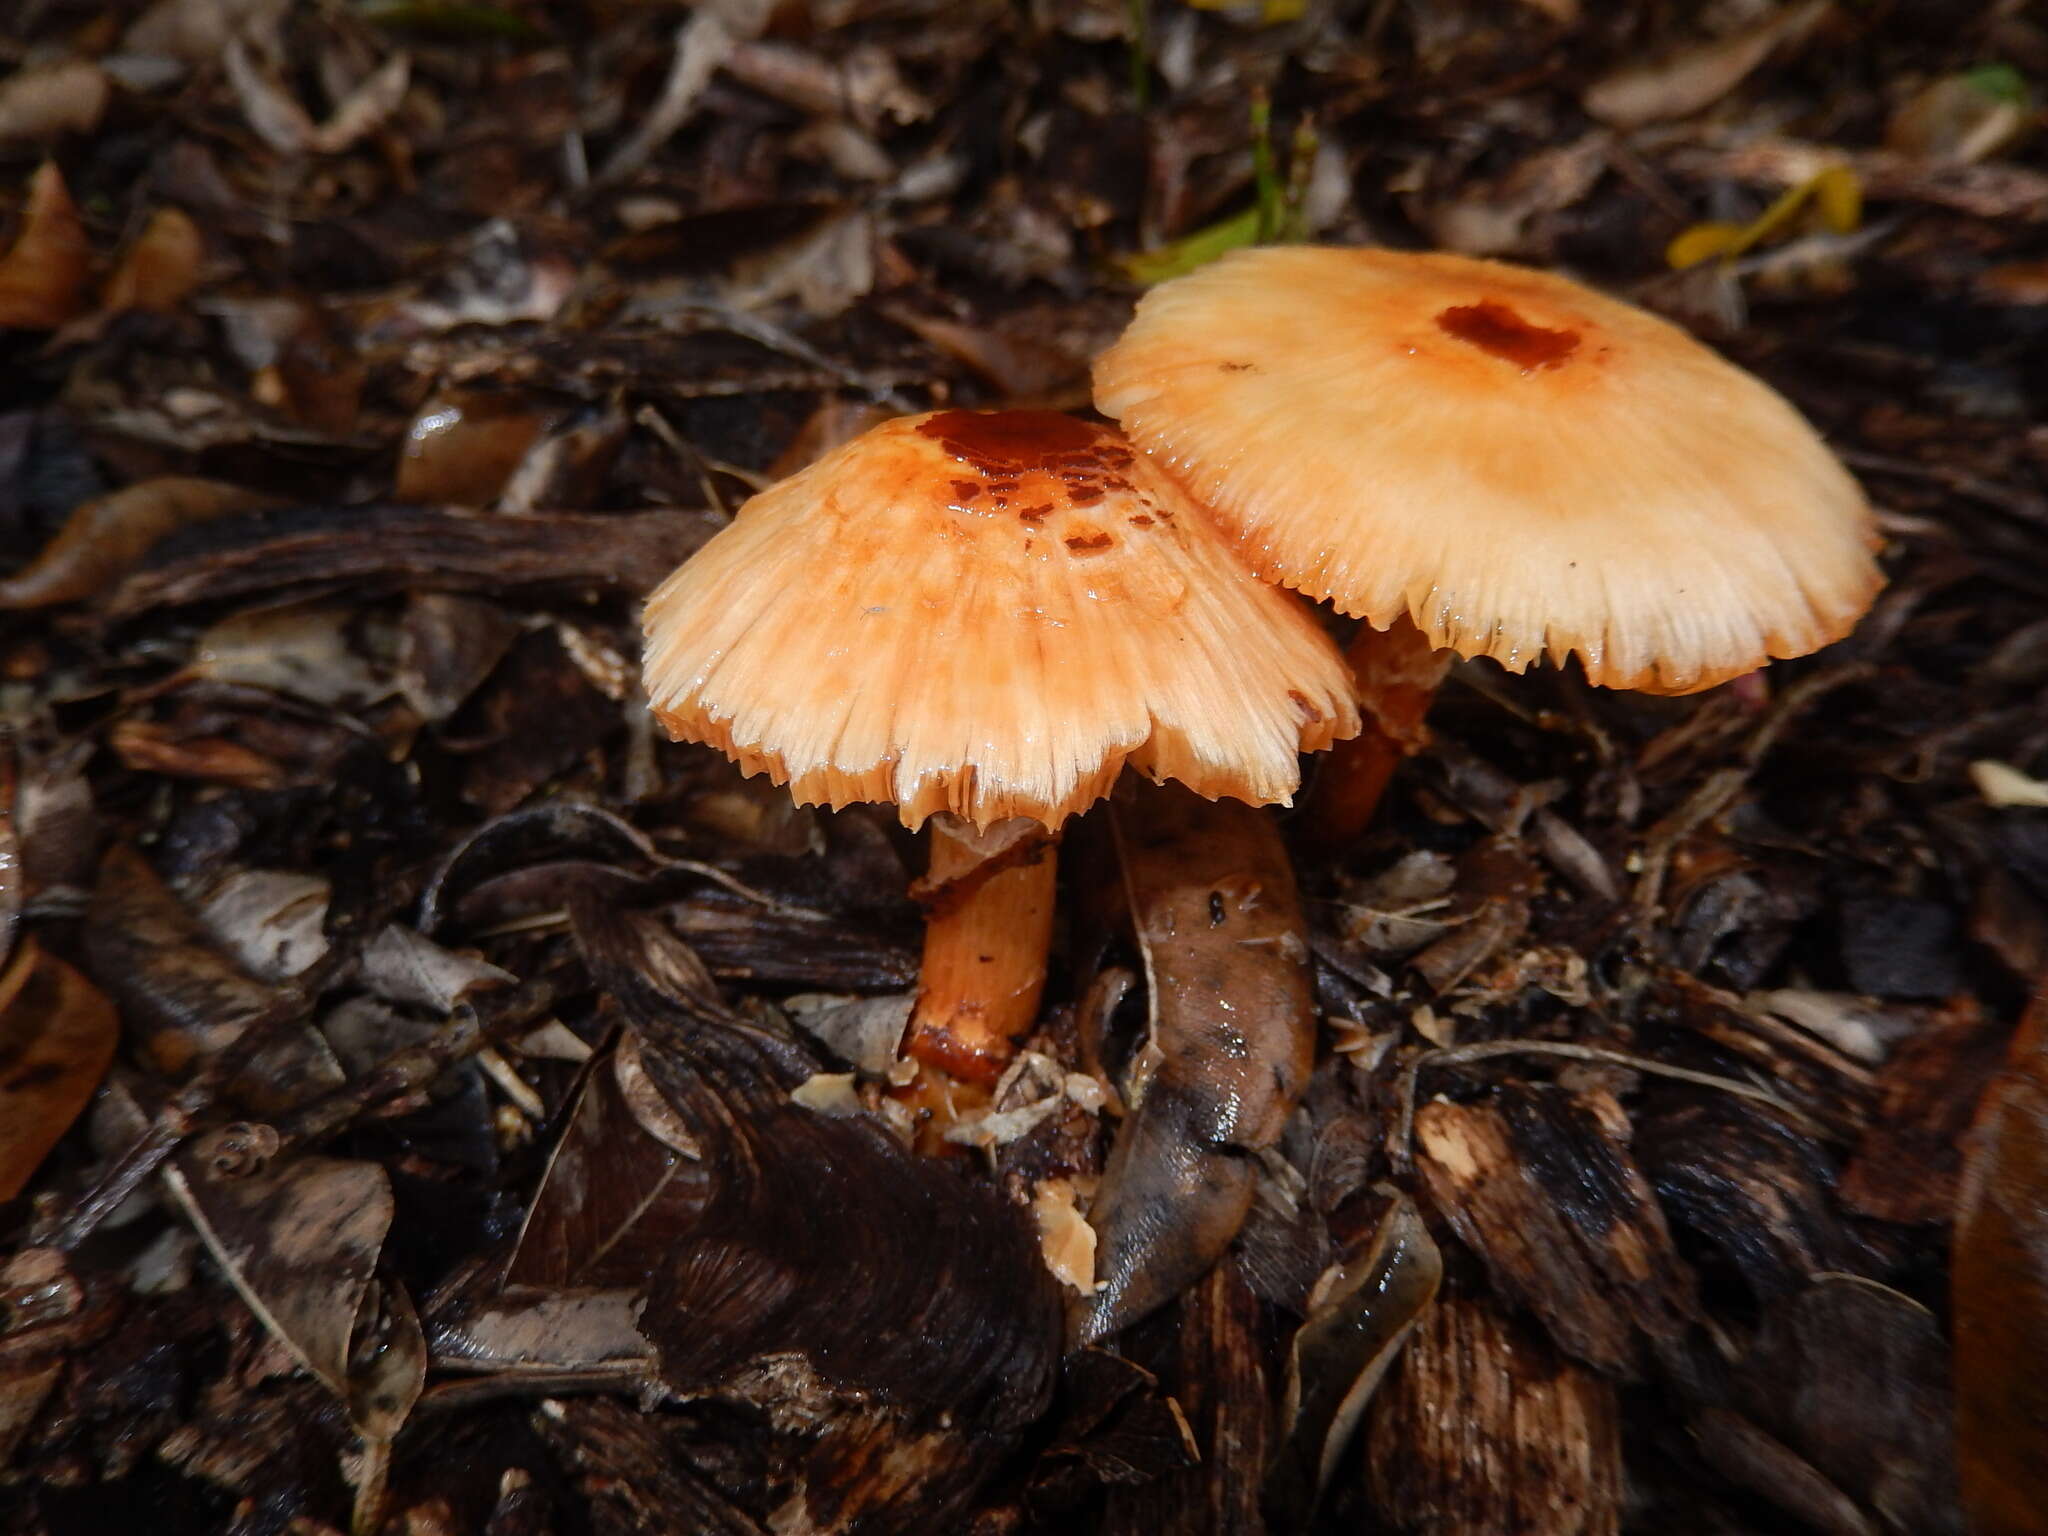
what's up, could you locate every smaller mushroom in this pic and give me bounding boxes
[1094,245,1885,839]
[641,408,1360,1103]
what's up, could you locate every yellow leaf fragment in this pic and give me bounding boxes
[1667,164,1862,269]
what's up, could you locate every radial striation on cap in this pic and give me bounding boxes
[1093,246,1884,695]
[641,410,1361,830]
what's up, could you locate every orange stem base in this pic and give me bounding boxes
[1301,614,1454,846]
[902,815,1058,1089]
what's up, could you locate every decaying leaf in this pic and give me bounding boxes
[394,591,523,723]
[0,1248,112,1471]
[0,940,119,1201]
[0,61,112,144]
[1266,1189,1442,1528]
[101,207,206,316]
[1954,995,2048,1534]
[1727,1277,1959,1535]
[189,870,333,983]
[83,843,343,1112]
[0,478,277,609]
[0,162,89,330]
[395,391,564,507]
[163,1137,424,1445]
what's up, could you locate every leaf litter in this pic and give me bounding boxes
[1,0,2046,1530]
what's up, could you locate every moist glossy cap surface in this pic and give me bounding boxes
[641,409,1361,829]
[1093,246,1883,694]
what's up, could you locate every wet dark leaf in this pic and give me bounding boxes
[163,1133,423,1442]
[1266,1190,1441,1528]
[83,843,342,1113]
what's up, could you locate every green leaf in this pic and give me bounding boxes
[1963,63,2029,106]
[1116,206,1264,285]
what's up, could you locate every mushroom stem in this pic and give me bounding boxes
[903,814,1059,1088]
[1300,614,1454,845]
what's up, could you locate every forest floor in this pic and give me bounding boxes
[3,1,2048,1532]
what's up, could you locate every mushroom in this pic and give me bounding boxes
[1093,245,1885,838]
[641,408,1360,1101]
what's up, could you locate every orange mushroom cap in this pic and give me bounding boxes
[1093,246,1884,695]
[640,410,1361,831]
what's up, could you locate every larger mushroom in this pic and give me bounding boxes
[641,408,1360,1099]
[1094,245,1885,837]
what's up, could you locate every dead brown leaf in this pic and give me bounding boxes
[0,162,91,331]
[102,208,206,316]
[0,939,119,1201]
[1953,995,2048,1534]
[0,477,277,609]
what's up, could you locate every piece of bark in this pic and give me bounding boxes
[1102,1262,1270,1536]
[1364,1288,1623,1535]
[532,1396,761,1536]
[1414,1086,1700,1377]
